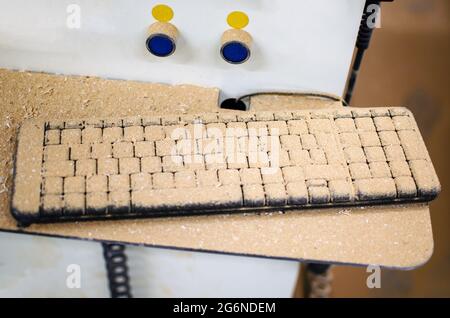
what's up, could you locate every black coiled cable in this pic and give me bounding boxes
[357,1,381,51]
[344,0,391,105]
[102,243,132,298]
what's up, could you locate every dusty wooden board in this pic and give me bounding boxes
[0,69,434,269]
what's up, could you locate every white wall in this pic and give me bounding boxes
[0,232,299,297]
[0,0,364,100]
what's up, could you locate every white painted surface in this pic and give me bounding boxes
[0,0,364,100]
[126,244,299,297]
[0,0,364,297]
[0,233,109,298]
[0,232,299,297]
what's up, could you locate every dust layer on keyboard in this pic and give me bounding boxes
[11,107,441,224]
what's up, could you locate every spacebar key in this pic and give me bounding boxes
[132,185,243,212]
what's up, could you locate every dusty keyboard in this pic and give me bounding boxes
[11,107,440,225]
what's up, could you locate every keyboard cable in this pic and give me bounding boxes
[221,91,348,111]
[344,0,389,104]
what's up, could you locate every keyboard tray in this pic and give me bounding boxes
[11,107,440,225]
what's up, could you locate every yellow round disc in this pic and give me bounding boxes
[152,4,174,22]
[227,11,249,29]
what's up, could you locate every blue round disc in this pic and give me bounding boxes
[146,34,175,57]
[221,41,250,64]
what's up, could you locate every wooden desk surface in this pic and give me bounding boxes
[0,69,434,269]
